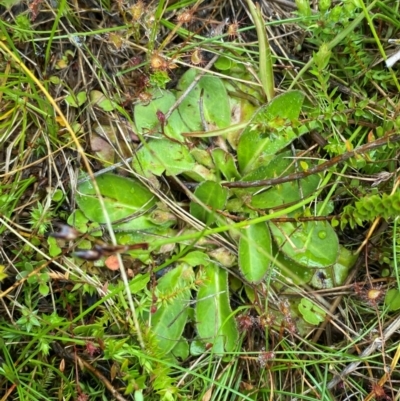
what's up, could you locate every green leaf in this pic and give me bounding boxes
[309,246,357,289]
[67,209,89,233]
[76,173,155,223]
[134,90,189,141]
[129,274,150,293]
[170,339,189,360]
[211,148,241,181]
[3,0,23,10]
[298,298,326,325]
[0,265,8,283]
[39,283,50,297]
[190,339,206,356]
[177,69,231,131]
[237,91,305,174]
[190,181,228,225]
[196,263,239,354]
[65,91,87,107]
[239,222,272,283]
[214,55,233,70]
[179,251,209,266]
[47,236,62,257]
[385,288,400,311]
[132,139,196,177]
[242,151,320,207]
[151,263,194,355]
[270,221,338,268]
[271,247,314,287]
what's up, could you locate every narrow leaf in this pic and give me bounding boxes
[151,263,194,355]
[190,181,228,225]
[239,222,272,283]
[196,264,238,354]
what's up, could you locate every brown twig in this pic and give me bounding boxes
[223,133,400,188]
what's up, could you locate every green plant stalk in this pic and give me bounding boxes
[245,0,274,102]
[183,121,249,137]
[150,0,168,52]
[45,0,66,67]
[0,40,146,350]
[393,219,400,291]
[289,0,379,90]
[360,0,400,91]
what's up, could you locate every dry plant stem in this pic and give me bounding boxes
[164,54,219,120]
[0,215,102,299]
[223,134,400,188]
[326,314,400,390]
[311,255,363,343]
[0,383,16,401]
[0,41,145,349]
[363,342,400,401]
[313,222,389,343]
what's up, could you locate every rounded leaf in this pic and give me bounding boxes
[132,139,195,177]
[270,221,338,268]
[76,173,155,223]
[298,298,326,325]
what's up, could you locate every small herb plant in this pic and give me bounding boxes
[1,0,400,400]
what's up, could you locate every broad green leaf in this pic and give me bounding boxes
[237,151,320,203]
[214,56,233,70]
[65,91,87,107]
[190,339,207,356]
[170,338,189,360]
[211,148,241,181]
[191,148,215,169]
[239,222,272,283]
[39,284,50,297]
[309,246,356,289]
[177,69,231,131]
[223,75,261,149]
[76,173,155,223]
[237,91,305,175]
[67,209,89,233]
[152,263,194,355]
[132,139,195,177]
[270,221,338,268]
[183,165,217,182]
[190,181,228,225]
[385,289,400,311]
[196,263,238,354]
[272,248,314,287]
[179,251,209,266]
[298,298,326,325]
[47,236,62,257]
[129,273,150,293]
[134,90,189,141]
